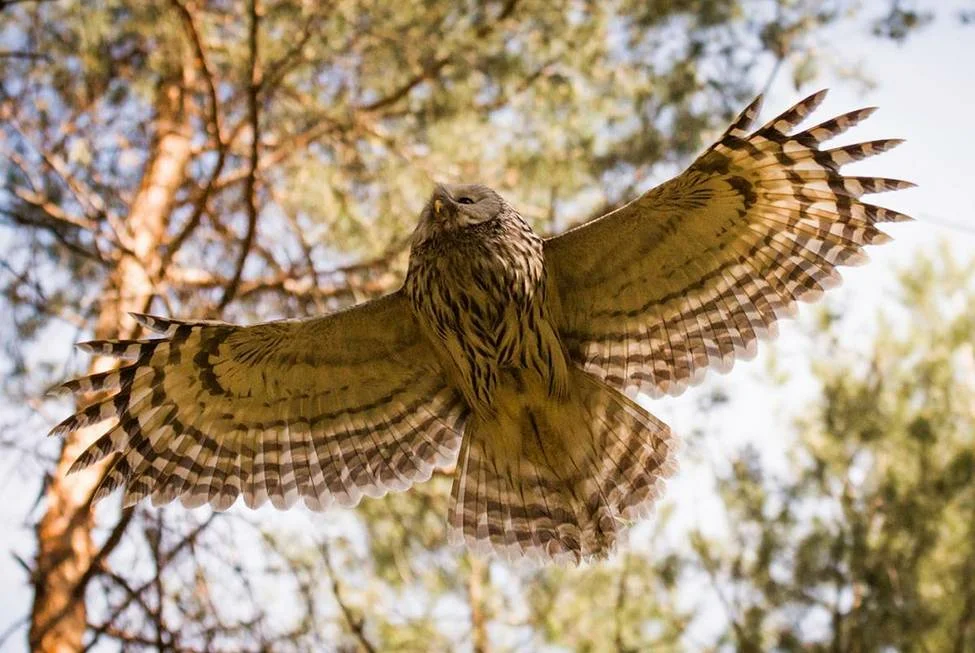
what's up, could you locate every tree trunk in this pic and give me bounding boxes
[29,76,192,653]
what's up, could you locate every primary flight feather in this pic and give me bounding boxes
[53,90,913,563]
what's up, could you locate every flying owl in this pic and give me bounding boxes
[53,91,912,563]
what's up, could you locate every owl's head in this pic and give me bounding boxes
[413,183,505,244]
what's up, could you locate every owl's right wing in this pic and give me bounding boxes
[52,291,468,511]
[546,90,912,398]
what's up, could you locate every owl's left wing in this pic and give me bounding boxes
[52,291,468,511]
[547,90,913,397]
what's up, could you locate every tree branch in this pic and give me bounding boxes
[217,0,261,311]
[163,0,229,272]
[320,541,377,653]
[468,555,489,653]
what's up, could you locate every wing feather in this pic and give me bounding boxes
[547,90,913,396]
[54,291,467,511]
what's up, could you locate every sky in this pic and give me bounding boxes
[1,3,974,651]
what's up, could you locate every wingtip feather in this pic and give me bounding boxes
[803,87,830,108]
[46,383,70,398]
[129,312,163,331]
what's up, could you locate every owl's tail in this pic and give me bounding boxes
[447,369,678,563]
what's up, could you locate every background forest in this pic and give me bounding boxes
[1,0,973,651]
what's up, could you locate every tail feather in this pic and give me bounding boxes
[448,369,678,563]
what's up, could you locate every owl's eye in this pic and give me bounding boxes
[456,197,475,205]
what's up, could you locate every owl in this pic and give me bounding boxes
[53,91,912,563]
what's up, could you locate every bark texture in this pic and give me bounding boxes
[29,77,192,653]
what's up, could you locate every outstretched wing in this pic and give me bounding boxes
[547,90,913,397]
[52,291,467,511]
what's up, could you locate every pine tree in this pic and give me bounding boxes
[0,0,949,649]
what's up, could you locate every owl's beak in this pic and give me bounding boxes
[432,184,454,221]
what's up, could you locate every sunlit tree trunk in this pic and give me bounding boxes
[29,76,191,652]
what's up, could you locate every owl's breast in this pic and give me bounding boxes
[405,219,562,407]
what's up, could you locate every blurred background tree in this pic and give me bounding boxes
[686,253,975,652]
[0,0,965,651]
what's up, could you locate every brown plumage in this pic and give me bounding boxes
[52,90,913,563]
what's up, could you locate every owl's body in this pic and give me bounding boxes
[405,187,670,558]
[53,91,914,562]
[406,200,562,409]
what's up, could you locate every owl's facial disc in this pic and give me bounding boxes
[425,183,502,230]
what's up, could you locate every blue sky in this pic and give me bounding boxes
[2,3,974,650]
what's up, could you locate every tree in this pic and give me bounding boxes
[687,251,975,652]
[29,73,193,651]
[0,0,951,650]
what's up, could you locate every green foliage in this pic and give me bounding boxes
[0,0,960,650]
[690,250,975,651]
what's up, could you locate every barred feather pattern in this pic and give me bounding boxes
[407,184,679,563]
[447,369,677,564]
[51,92,912,566]
[406,200,568,411]
[546,89,913,398]
[53,293,468,511]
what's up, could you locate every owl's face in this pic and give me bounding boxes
[413,183,504,244]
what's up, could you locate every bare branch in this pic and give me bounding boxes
[359,56,450,113]
[0,50,50,61]
[0,0,58,8]
[0,617,28,650]
[163,0,228,271]
[217,0,261,311]
[12,187,98,230]
[320,541,377,653]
